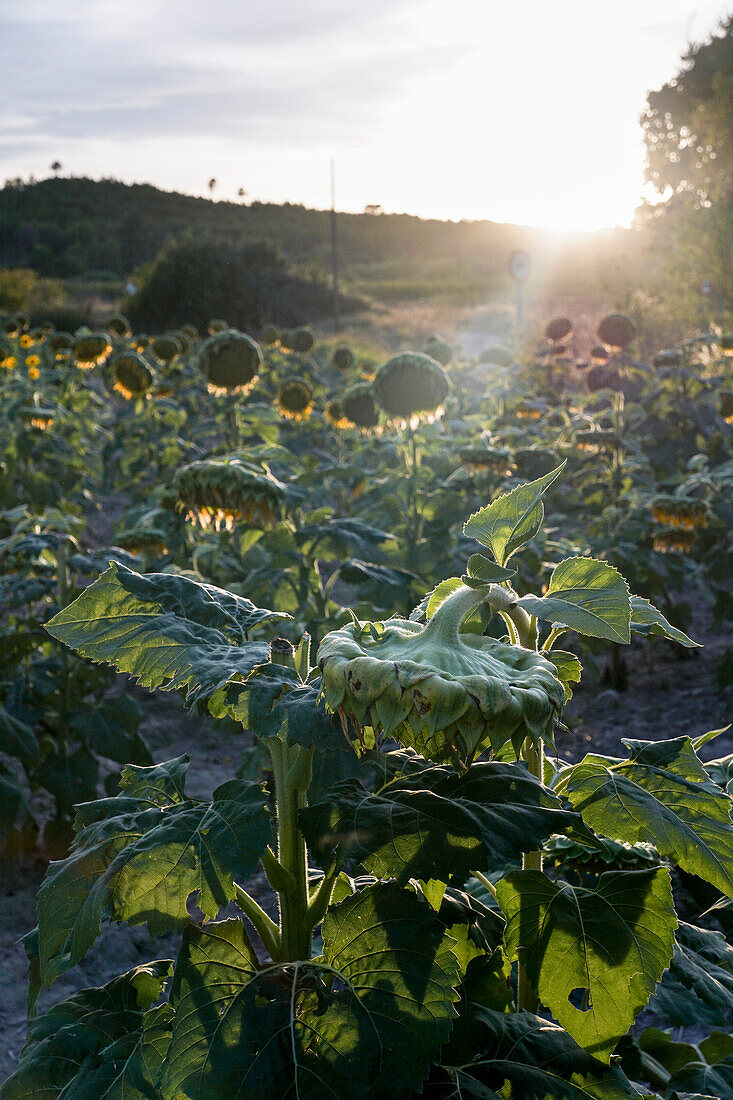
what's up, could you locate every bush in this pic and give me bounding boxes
[125,237,363,332]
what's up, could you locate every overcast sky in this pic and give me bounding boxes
[1,1,730,229]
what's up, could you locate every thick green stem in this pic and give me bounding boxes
[267,739,314,962]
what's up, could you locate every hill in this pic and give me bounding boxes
[0,177,636,306]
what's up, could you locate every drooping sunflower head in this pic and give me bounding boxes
[261,323,279,347]
[373,352,450,423]
[107,314,131,338]
[598,313,635,351]
[208,318,228,335]
[590,344,609,365]
[654,348,682,370]
[545,317,573,344]
[720,391,733,423]
[720,335,733,358]
[276,379,314,420]
[73,332,112,367]
[424,335,453,367]
[111,351,154,400]
[324,399,350,428]
[341,382,380,431]
[652,526,696,555]
[331,344,356,371]
[317,583,564,764]
[173,457,286,532]
[116,526,169,557]
[575,429,619,454]
[514,400,546,421]
[19,405,56,431]
[151,334,181,364]
[291,327,315,354]
[199,330,262,395]
[181,323,199,340]
[49,331,73,358]
[650,495,708,530]
[3,317,21,338]
[478,344,514,367]
[458,444,514,476]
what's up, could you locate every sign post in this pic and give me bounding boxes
[509,249,531,327]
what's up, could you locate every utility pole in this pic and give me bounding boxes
[330,158,340,332]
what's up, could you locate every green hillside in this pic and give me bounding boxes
[0,176,634,304]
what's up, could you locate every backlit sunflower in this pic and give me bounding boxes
[276,379,314,420]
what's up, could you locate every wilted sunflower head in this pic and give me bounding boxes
[514,399,546,421]
[171,330,191,354]
[181,323,199,340]
[478,345,514,367]
[598,313,635,351]
[458,445,514,475]
[261,323,279,347]
[73,332,112,367]
[49,332,73,357]
[116,526,169,557]
[650,495,708,530]
[575,429,619,454]
[653,349,682,370]
[208,318,228,335]
[19,405,56,431]
[111,351,154,400]
[720,391,733,423]
[290,327,315,354]
[173,457,286,532]
[324,399,350,428]
[107,314,131,338]
[151,334,181,364]
[3,317,21,338]
[545,317,573,344]
[318,583,564,764]
[331,344,356,371]
[341,382,380,430]
[424,335,453,367]
[653,526,696,555]
[199,330,262,395]
[374,352,449,423]
[590,344,609,365]
[276,379,314,420]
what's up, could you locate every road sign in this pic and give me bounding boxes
[509,250,531,282]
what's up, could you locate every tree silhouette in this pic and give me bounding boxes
[208,178,217,199]
[50,161,62,177]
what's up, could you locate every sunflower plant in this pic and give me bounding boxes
[6,462,732,1099]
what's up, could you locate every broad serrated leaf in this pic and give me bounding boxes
[518,557,631,644]
[300,760,577,885]
[629,594,701,647]
[0,704,39,770]
[438,1007,640,1098]
[37,756,270,988]
[463,462,565,566]
[45,562,286,705]
[650,922,733,1027]
[544,649,583,702]
[67,695,151,766]
[556,736,733,897]
[497,868,676,1061]
[1,961,172,1100]
[163,883,460,1099]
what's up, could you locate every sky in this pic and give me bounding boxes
[1,1,730,231]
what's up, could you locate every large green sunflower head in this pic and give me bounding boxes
[199,330,262,395]
[373,352,450,422]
